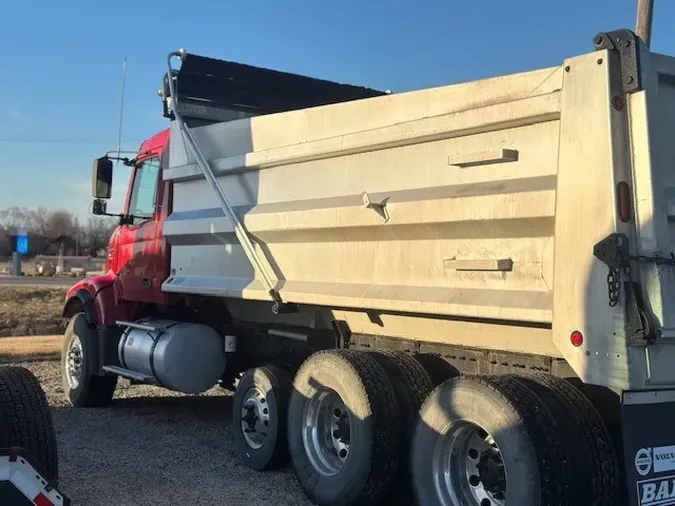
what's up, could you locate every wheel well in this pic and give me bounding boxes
[62,290,98,324]
[62,297,85,319]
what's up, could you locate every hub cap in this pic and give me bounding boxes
[65,334,83,390]
[302,388,350,476]
[240,388,270,449]
[433,421,506,506]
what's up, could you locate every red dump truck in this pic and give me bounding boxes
[62,29,675,506]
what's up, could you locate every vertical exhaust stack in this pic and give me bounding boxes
[636,0,654,48]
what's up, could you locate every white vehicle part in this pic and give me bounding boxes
[117,319,226,394]
[165,49,285,312]
[162,36,675,391]
[0,448,70,505]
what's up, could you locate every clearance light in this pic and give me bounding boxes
[571,331,584,347]
[617,181,632,222]
[33,493,55,506]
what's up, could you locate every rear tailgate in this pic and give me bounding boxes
[628,49,675,385]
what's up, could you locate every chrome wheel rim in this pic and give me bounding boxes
[65,334,83,390]
[240,387,270,449]
[302,388,350,476]
[433,421,506,506]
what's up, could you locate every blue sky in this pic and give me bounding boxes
[1,0,673,218]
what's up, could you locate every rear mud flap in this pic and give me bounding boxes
[622,390,675,506]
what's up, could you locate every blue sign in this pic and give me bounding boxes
[16,235,28,255]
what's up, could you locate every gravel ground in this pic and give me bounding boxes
[11,359,314,506]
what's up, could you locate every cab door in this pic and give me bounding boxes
[116,157,164,303]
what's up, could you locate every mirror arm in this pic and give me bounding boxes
[104,155,134,166]
[90,209,137,226]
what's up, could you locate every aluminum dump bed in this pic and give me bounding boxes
[162,31,675,390]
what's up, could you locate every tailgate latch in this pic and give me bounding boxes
[594,233,657,345]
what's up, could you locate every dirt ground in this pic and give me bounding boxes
[0,286,67,337]
[0,334,60,362]
[3,340,313,506]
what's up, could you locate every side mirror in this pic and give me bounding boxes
[92,157,113,199]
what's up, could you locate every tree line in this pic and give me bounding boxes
[0,207,117,258]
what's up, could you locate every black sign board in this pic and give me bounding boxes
[622,391,675,506]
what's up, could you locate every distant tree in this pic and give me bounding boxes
[81,216,117,257]
[0,225,8,258]
[0,207,117,258]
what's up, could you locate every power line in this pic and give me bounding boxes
[0,137,144,145]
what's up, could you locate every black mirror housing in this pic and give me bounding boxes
[92,199,108,216]
[92,157,113,199]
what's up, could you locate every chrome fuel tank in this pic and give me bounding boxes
[118,318,226,394]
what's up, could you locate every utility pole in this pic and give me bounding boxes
[636,0,655,48]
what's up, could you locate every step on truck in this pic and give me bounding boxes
[62,28,675,506]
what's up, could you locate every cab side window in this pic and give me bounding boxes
[128,158,160,220]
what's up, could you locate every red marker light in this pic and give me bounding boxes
[33,493,54,506]
[571,331,584,347]
[612,95,625,111]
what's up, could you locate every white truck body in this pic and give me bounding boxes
[160,36,675,392]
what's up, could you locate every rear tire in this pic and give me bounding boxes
[232,365,291,471]
[513,373,619,506]
[412,375,577,506]
[0,366,59,482]
[371,351,434,505]
[288,350,400,506]
[61,313,117,407]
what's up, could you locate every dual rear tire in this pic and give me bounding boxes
[412,374,619,506]
[232,350,619,506]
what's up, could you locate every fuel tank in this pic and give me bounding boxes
[118,318,226,394]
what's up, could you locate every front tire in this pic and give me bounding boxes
[61,313,117,407]
[288,350,400,506]
[232,366,291,471]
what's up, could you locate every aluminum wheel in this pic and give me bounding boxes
[240,387,271,449]
[302,387,351,476]
[433,421,506,506]
[65,334,83,390]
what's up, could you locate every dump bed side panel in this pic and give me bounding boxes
[163,67,563,327]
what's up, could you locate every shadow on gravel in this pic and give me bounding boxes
[50,392,312,506]
[106,394,233,421]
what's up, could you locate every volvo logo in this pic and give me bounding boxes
[637,448,654,477]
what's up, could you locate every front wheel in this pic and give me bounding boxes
[61,313,117,407]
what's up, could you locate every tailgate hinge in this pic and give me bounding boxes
[593,29,643,94]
